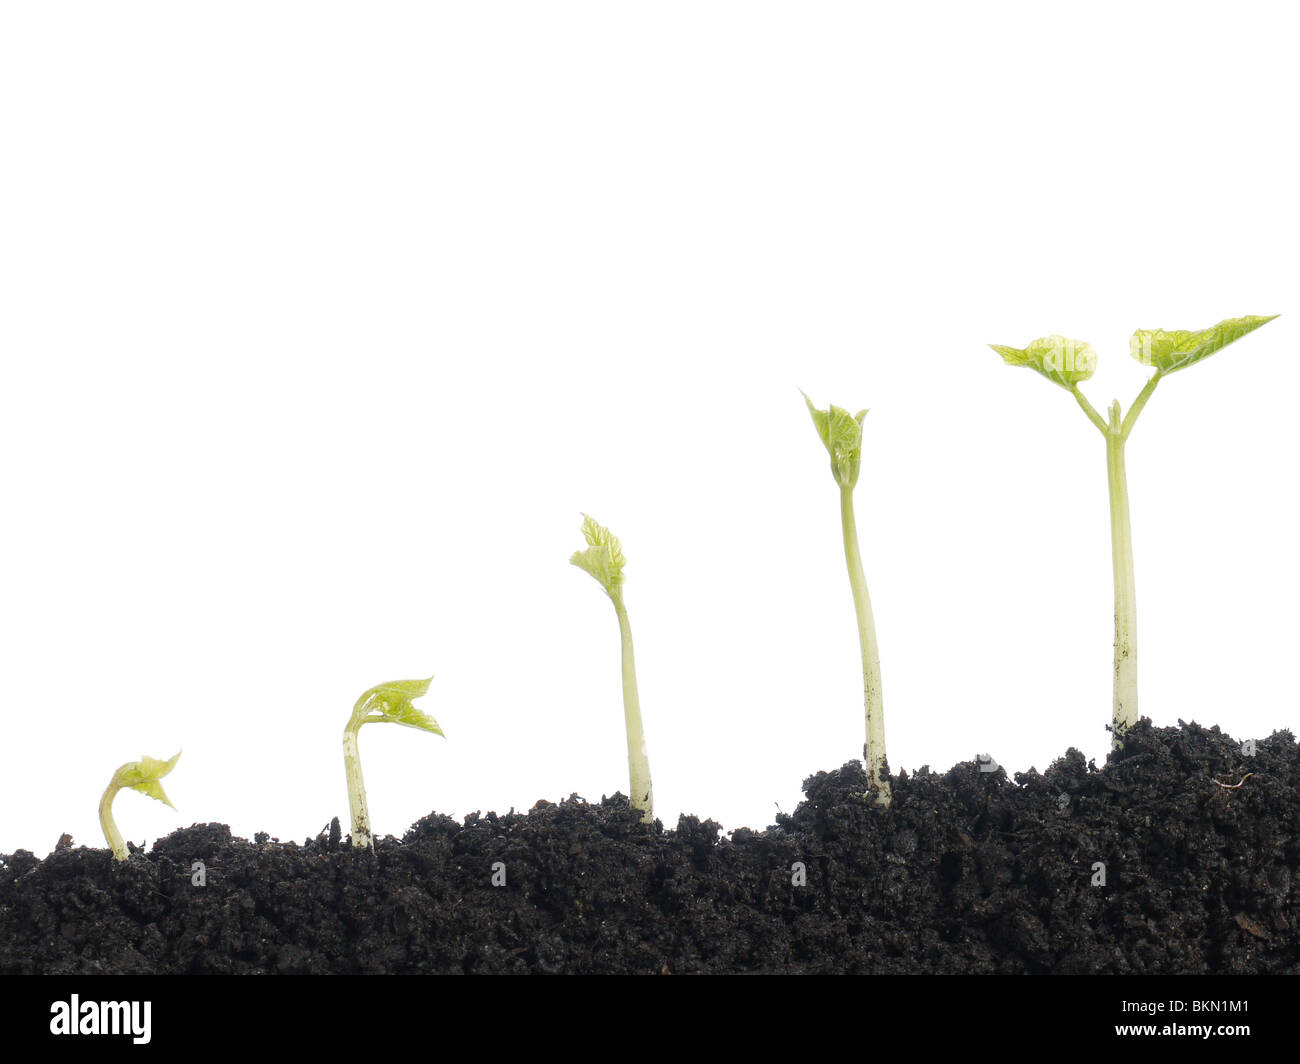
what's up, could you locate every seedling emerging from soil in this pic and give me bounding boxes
[570,514,653,822]
[98,751,180,861]
[343,677,443,849]
[803,394,891,806]
[991,315,1277,747]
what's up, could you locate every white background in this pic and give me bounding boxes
[1,2,1296,855]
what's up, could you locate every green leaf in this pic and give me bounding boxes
[1129,314,1278,375]
[570,513,626,596]
[990,336,1097,389]
[360,677,444,735]
[115,751,181,809]
[802,392,867,489]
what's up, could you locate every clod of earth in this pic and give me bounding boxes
[3,720,1296,974]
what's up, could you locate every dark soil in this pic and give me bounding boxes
[2,719,1297,974]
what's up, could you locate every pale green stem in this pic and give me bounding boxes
[343,694,374,849]
[1120,370,1161,441]
[1072,376,1159,746]
[98,784,128,861]
[1106,401,1138,746]
[1070,384,1108,437]
[611,590,653,822]
[840,484,890,806]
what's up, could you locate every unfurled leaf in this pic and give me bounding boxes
[1129,314,1278,375]
[990,336,1097,389]
[369,677,434,701]
[360,677,443,735]
[115,751,181,809]
[803,392,868,489]
[570,513,626,595]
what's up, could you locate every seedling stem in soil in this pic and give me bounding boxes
[343,677,443,849]
[98,752,181,861]
[803,393,891,806]
[571,514,653,822]
[991,314,1277,746]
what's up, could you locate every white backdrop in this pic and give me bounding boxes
[2,2,1296,854]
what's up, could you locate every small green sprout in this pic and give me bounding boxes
[803,393,891,806]
[570,514,653,822]
[991,314,1277,746]
[98,751,181,861]
[343,676,443,850]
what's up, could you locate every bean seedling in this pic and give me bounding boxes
[98,751,181,861]
[990,314,1277,746]
[571,514,653,822]
[803,394,892,806]
[343,676,443,849]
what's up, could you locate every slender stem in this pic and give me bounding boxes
[1106,401,1138,745]
[611,591,653,821]
[1120,371,1161,441]
[99,784,127,861]
[343,694,373,848]
[1070,384,1109,437]
[840,485,891,805]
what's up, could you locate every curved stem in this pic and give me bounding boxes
[343,697,373,848]
[99,784,127,861]
[841,485,890,805]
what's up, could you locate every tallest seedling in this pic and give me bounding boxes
[803,394,891,806]
[990,314,1277,746]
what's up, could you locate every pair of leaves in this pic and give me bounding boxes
[358,677,444,736]
[112,751,181,809]
[803,392,867,489]
[570,513,626,596]
[993,314,1277,387]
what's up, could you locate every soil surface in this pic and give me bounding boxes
[2,719,1297,974]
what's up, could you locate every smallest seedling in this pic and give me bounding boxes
[343,677,444,850]
[99,752,181,861]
